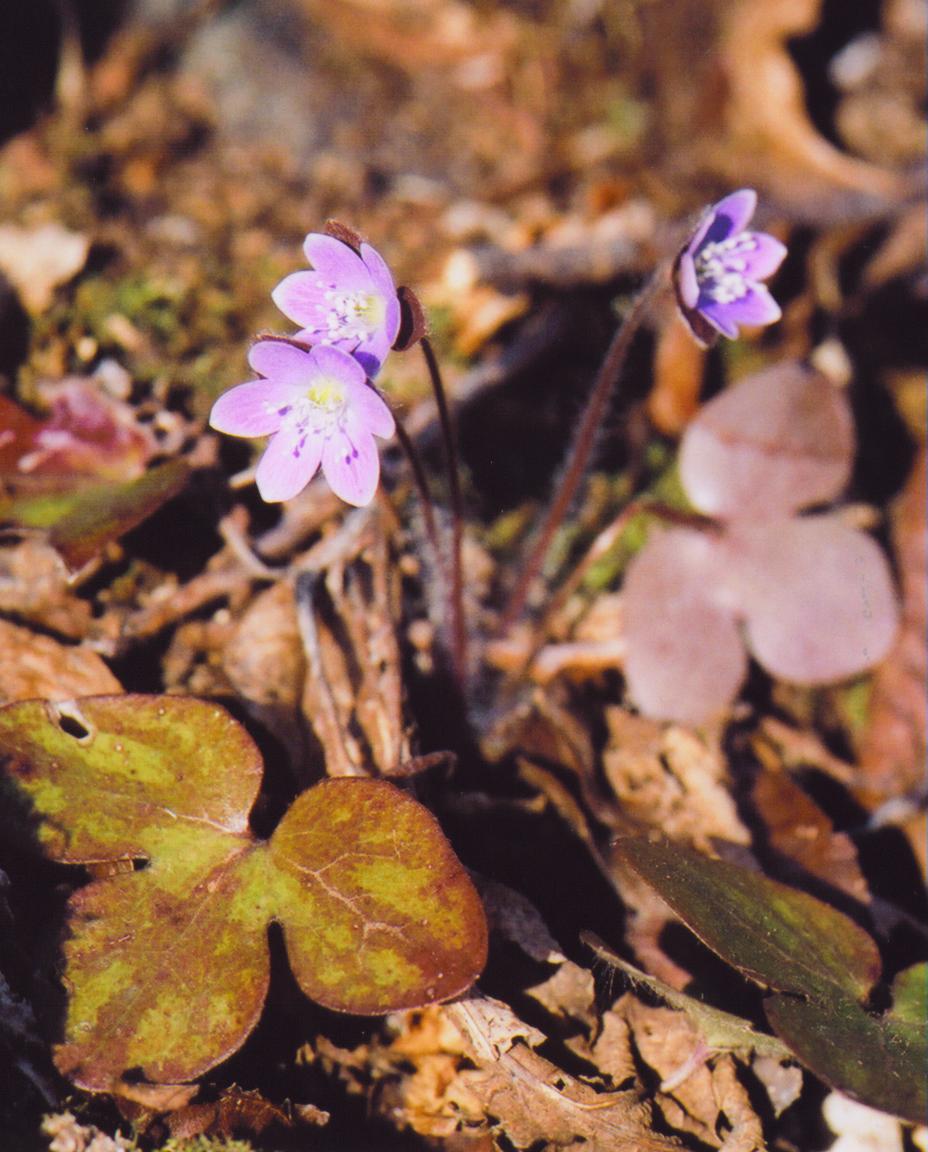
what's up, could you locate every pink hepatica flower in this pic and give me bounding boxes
[674,189,787,346]
[271,233,401,378]
[210,340,395,506]
[622,363,899,724]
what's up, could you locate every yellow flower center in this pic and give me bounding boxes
[305,377,346,411]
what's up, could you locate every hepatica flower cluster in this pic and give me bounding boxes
[210,229,401,506]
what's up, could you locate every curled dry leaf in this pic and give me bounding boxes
[622,997,765,1152]
[717,0,909,203]
[0,695,486,1091]
[295,523,409,777]
[0,539,94,639]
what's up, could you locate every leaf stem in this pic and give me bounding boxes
[390,413,444,576]
[421,336,468,685]
[500,267,667,630]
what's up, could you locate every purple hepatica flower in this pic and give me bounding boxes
[674,189,787,346]
[271,233,401,378]
[210,340,395,506]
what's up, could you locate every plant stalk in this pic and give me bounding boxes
[420,336,468,685]
[500,268,666,629]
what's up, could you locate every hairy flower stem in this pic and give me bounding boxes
[391,415,444,579]
[501,267,667,630]
[421,336,468,685]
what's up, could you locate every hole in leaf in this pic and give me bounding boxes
[49,702,94,742]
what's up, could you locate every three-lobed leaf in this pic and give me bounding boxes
[616,837,926,1123]
[0,695,487,1091]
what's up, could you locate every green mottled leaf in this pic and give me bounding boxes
[616,837,927,1123]
[765,975,927,1124]
[0,459,190,569]
[0,695,486,1091]
[615,836,881,998]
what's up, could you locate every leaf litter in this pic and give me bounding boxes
[0,0,925,1149]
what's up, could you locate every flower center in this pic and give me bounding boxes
[695,234,758,304]
[305,376,346,412]
[283,374,349,444]
[321,288,385,344]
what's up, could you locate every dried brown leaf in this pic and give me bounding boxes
[296,518,409,777]
[603,710,751,850]
[621,997,763,1151]
[858,449,926,804]
[445,998,681,1152]
[718,0,909,203]
[0,539,94,639]
[751,769,869,901]
[0,618,122,705]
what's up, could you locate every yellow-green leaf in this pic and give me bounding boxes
[0,695,487,1091]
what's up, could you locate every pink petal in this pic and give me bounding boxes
[345,377,395,439]
[712,189,757,237]
[679,363,854,520]
[308,342,367,388]
[354,329,393,377]
[255,423,323,503]
[727,517,900,683]
[623,528,748,724]
[302,233,371,290]
[698,286,780,337]
[740,233,788,279]
[248,339,314,384]
[698,302,739,339]
[209,380,301,437]
[677,251,700,309]
[321,419,381,507]
[360,242,401,345]
[271,271,334,331]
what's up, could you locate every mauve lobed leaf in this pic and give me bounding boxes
[765,974,927,1124]
[0,459,191,570]
[725,516,899,683]
[679,363,853,520]
[622,527,747,724]
[0,695,487,1090]
[615,837,882,1000]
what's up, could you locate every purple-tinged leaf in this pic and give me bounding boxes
[679,364,854,520]
[622,527,747,724]
[726,516,899,682]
